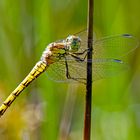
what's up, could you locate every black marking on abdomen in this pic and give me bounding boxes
[33,69,42,78]
[0,109,4,115]
[13,90,20,96]
[23,79,33,87]
[3,99,14,107]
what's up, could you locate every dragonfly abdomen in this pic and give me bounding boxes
[0,61,47,117]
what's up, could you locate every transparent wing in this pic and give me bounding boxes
[77,32,139,59]
[45,31,139,83]
[51,30,139,59]
[46,55,86,83]
[92,59,128,81]
[46,57,128,83]
[93,34,139,59]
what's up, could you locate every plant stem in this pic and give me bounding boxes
[84,0,94,140]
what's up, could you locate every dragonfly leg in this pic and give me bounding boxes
[64,57,86,84]
[73,48,89,55]
[70,54,87,62]
[69,49,89,62]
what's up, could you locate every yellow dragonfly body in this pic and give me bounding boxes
[0,36,81,116]
[0,61,47,116]
[0,32,138,117]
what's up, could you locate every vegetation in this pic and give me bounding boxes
[0,0,140,140]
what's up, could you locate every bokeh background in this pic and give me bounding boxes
[0,0,140,140]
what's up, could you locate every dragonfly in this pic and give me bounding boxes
[0,31,138,117]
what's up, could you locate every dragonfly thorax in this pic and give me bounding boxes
[65,35,81,52]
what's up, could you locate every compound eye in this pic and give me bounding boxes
[72,39,77,46]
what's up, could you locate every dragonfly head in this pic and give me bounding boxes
[65,35,81,52]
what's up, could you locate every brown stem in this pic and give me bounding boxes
[84,0,94,140]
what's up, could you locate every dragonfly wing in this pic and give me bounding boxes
[46,55,86,83]
[93,34,139,59]
[46,59,70,82]
[75,31,138,59]
[92,59,128,81]
[51,31,138,60]
[46,56,128,83]
[45,31,138,83]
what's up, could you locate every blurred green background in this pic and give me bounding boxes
[0,0,140,140]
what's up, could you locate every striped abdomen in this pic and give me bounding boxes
[0,61,47,117]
